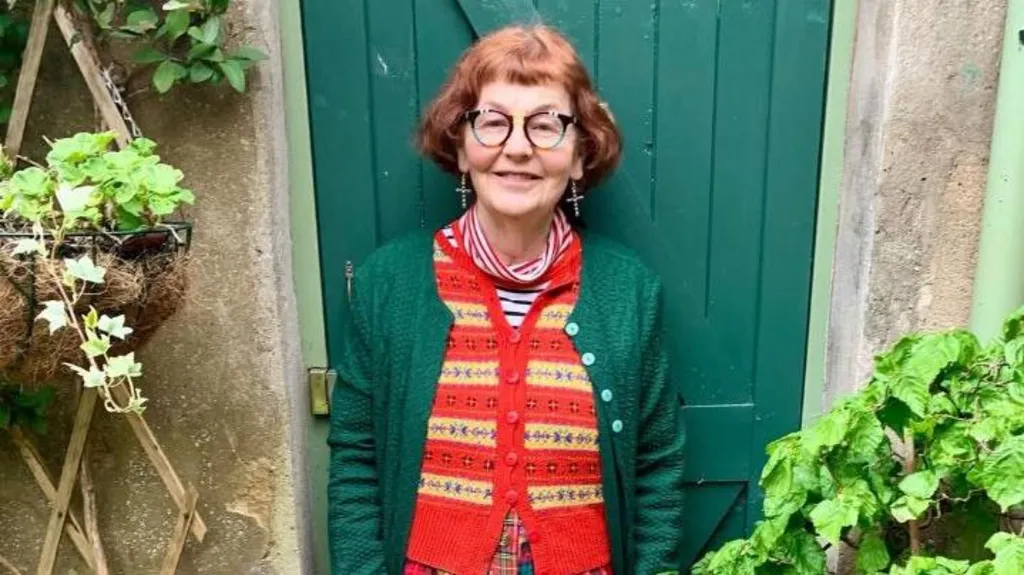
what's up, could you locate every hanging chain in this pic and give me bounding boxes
[100,67,143,139]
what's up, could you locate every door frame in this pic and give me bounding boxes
[279,1,858,572]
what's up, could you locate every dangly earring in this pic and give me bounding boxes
[457,172,471,209]
[566,180,583,218]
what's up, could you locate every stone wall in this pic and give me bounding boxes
[0,1,307,573]
[826,0,1004,405]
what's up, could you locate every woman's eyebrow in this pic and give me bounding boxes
[477,102,564,114]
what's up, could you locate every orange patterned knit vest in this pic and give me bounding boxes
[404,231,611,575]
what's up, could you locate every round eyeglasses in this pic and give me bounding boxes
[464,109,577,149]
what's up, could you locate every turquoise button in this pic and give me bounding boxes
[581,352,595,366]
[612,420,623,433]
[565,322,580,336]
[601,389,613,402]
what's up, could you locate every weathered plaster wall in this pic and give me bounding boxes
[826,0,1004,405]
[0,1,308,573]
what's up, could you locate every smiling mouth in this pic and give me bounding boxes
[493,171,542,181]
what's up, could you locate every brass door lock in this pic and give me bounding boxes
[308,367,336,417]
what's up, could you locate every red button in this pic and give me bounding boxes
[506,371,520,385]
[505,490,518,505]
[505,452,518,466]
[506,411,520,424]
[509,330,522,343]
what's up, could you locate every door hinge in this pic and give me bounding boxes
[308,367,336,417]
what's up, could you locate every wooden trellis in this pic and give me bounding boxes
[3,3,204,574]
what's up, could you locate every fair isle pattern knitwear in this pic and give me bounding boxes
[403,227,612,575]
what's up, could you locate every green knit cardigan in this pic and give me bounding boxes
[327,229,686,575]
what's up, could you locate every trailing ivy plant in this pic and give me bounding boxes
[692,308,1024,574]
[0,132,195,414]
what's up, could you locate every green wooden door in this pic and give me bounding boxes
[301,0,830,572]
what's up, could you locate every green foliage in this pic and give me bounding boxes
[0,131,195,231]
[0,0,264,119]
[692,309,1024,574]
[75,0,267,94]
[0,384,54,432]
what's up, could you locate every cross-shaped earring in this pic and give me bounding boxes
[566,180,583,217]
[457,172,470,209]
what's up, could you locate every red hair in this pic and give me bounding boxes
[417,25,622,190]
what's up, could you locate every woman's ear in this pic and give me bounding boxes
[457,146,469,173]
[570,154,584,181]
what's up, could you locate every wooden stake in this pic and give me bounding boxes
[159,484,198,575]
[53,4,131,147]
[35,388,98,575]
[0,553,22,575]
[79,440,110,575]
[7,428,96,571]
[111,385,207,542]
[4,0,56,157]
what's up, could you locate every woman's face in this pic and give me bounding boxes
[458,81,584,221]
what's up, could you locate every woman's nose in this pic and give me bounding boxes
[502,123,534,157]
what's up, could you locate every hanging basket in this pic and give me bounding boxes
[0,222,192,384]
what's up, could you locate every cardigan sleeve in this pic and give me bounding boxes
[327,272,388,575]
[633,276,687,574]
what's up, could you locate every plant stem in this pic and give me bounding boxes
[904,427,921,555]
[79,438,110,575]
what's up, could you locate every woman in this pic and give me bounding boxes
[328,24,685,575]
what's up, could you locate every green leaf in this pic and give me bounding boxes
[890,373,930,417]
[153,60,188,93]
[809,498,858,544]
[97,314,134,340]
[83,307,99,330]
[974,435,1024,511]
[846,407,886,462]
[891,494,931,523]
[1002,306,1024,340]
[124,8,159,33]
[187,41,216,62]
[201,16,220,45]
[64,256,106,285]
[12,238,45,256]
[189,62,215,83]
[986,532,1024,575]
[928,422,977,475]
[229,46,267,61]
[929,392,958,416]
[164,9,191,41]
[96,3,116,28]
[966,562,996,575]
[856,529,890,574]
[66,363,107,388]
[80,335,111,359]
[133,46,167,64]
[106,353,143,379]
[899,469,940,499]
[218,60,245,92]
[162,0,193,9]
[776,529,827,575]
[56,182,95,215]
[1005,338,1024,368]
[35,301,67,334]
